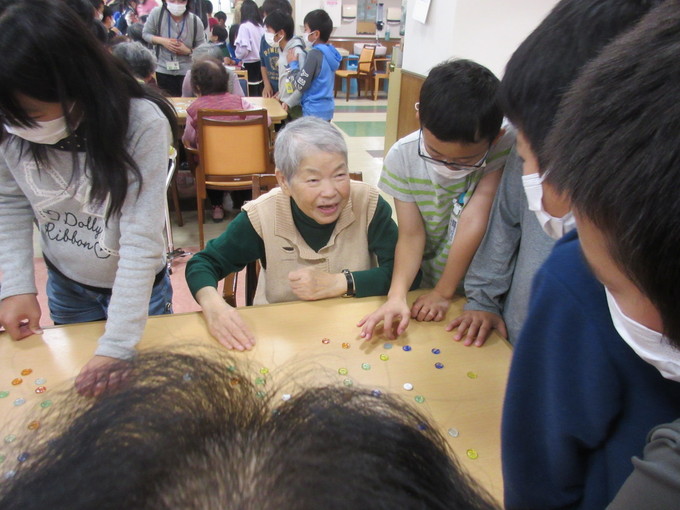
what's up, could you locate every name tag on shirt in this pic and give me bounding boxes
[166,61,180,71]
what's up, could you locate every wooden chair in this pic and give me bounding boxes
[334,45,376,101]
[372,58,391,100]
[223,172,364,307]
[185,108,274,249]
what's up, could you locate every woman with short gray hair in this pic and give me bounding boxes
[112,41,157,83]
[186,117,413,351]
[181,43,244,97]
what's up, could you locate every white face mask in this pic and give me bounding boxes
[166,2,186,16]
[303,31,315,49]
[264,31,279,47]
[605,288,680,381]
[5,115,71,145]
[419,135,478,180]
[521,172,576,239]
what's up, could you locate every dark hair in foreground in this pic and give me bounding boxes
[304,8,333,42]
[545,0,680,346]
[499,0,662,168]
[0,0,177,221]
[261,0,293,16]
[0,350,499,510]
[239,0,261,26]
[419,59,502,144]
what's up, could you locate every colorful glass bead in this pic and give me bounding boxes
[227,365,237,372]
[403,383,413,391]
[11,378,22,386]
[255,391,266,399]
[467,371,478,379]
[255,377,266,386]
[281,394,291,401]
[417,423,428,431]
[434,362,444,369]
[343,378,353,387]
[229,377,241,387]
[13,398,26,407]
[466,449,479,460]
[341,342,351,349]
[338,368,348,376]
[259,368,270,375]
[20,369,33,376]
[448,428,460,438]
[4,434,16,444]
[431,348,441,354]
[35,378,47,385]
[383,342,393,349]
[17,452,29,463]
[182,373,192,382]
[27,421,40,431]
[370,389,382,397]
[402,345,412,352]
[35,386,47,394]
[361,363,371,370]
[321,338,331,344]
[0,391,9,398]
[379,354,389,361]
[40,400,52,408]
[414,395,425,403]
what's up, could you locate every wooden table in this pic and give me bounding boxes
[0,291,511,502]
[171,96,288,126]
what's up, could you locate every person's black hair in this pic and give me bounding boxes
[544,0,680,347]
[239,0,261,26]
[214,10,226,22]
[303,8,333,42]
[228,22,239,46]
[211,23,228,42]
[126,21,146,43]
[102,4,113,20]
[265,10,294,40]
[261,0,292,16]
[191,58,229,95]
[499,0,662,168]
[87,0,104,11]
[0,0,177,221]
[63,0,109,42]
[203,0,212,15]
[418,59,501,144]
[0,349,500,510]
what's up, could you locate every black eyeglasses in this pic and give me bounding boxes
[417,130,490,170]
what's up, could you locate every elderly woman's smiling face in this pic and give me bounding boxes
[276,150,351,224]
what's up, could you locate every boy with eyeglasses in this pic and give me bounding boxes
[359,59,514,340]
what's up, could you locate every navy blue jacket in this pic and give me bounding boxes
[502,230,680,509]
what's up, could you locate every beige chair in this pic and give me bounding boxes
[372,58,391,100]
[184,108,273,249]
[223,172,364,307]
[334,45,376,102]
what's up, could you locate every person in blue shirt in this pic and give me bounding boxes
[501,1,680,509]
[286,9,341,121]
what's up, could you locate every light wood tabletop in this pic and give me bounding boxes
[0,291,511,502]
[170,96,288,124]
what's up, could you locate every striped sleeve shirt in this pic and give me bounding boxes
[378,126,515,287]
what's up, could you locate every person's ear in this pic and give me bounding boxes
[275,169,291,195]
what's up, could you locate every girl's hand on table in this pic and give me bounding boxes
[0,293,42,340]
[447,310,507,347]
[410,289,450,322]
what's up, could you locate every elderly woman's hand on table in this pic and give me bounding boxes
[288,268,347,301]
[196,287,255,351]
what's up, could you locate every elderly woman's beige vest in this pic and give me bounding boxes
[243,180,379,305]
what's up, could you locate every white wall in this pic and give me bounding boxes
[402,0,558,78]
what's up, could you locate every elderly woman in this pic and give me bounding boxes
[186,117,413,350]
[181,42,244,97]
[111,41,157,83]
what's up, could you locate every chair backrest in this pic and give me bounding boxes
[357,45,376,74]
[197,108,272,179]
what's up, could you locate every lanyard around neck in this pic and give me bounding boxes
[166,12,187,40]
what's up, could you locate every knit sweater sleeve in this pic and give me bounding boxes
[185,211,265,298]
[0,141,37,299]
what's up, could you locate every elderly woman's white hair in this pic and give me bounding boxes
[111,41,157,82]
[274,117,348,181]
